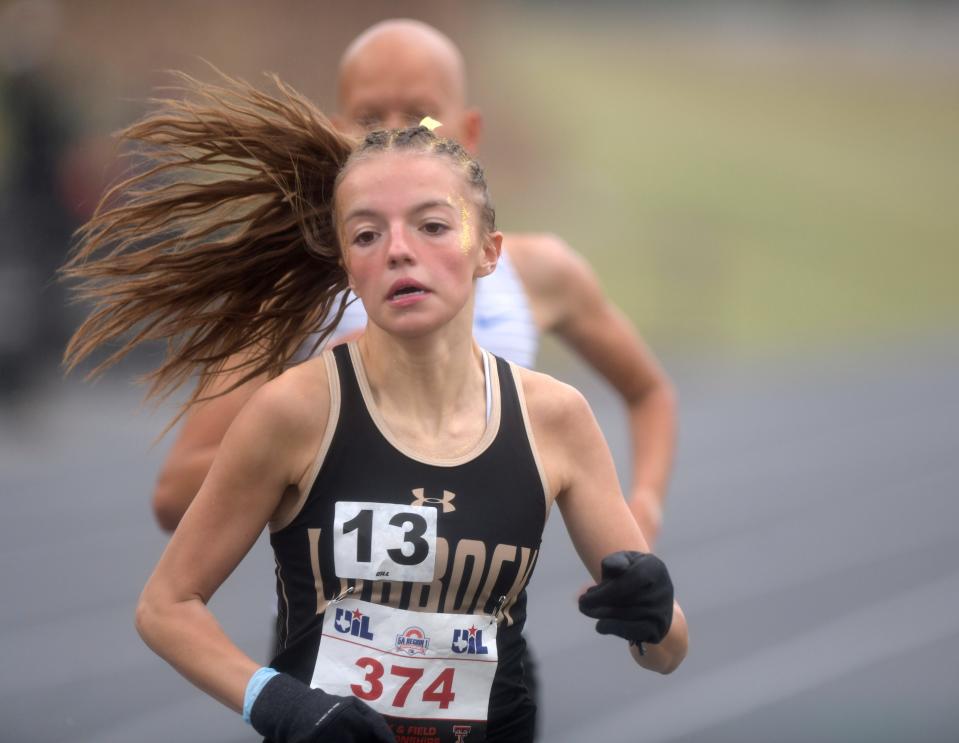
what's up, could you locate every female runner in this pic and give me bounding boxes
[62,74,687,743]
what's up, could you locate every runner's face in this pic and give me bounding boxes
[338,52,470,145]
[336,152,493,338]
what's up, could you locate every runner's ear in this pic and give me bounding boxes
[477,231,502,278]
[460,108,483,154]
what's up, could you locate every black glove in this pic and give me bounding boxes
[250,673,395,743]
[578,550,674,646]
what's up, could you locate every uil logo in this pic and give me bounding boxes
[452,724,472,742]
[333,607,374,640]
[451,625,489,655]
[410,487,456,514]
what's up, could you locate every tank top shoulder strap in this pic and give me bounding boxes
[492,354,521,425]
[490,354,552,510]
[331,342,362,409]
[269,348,343,532]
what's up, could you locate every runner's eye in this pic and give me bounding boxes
[356,115,382,131]
[353,230,378,246]
[421,222,449,236]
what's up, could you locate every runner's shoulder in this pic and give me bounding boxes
[502,232,594,301]
[243,354,333,441]
[502,231,571,262]
[513,365,593,435]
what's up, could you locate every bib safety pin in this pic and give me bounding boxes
[332,585,356,603]
[488,594,508,626]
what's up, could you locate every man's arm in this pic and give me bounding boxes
[152,330,364,532]
[506,235,677,547]
[152,369,266,531]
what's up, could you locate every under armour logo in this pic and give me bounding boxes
[410,488,456,513]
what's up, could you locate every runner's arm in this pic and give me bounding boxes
[152,368,265,531]
[542,379,687,674]
[136,372,326,710]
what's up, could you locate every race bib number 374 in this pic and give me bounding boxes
[313,599,498,725]
[333,501,437,583]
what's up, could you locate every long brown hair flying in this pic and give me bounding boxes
[62,71,498,423]
[61,71,356,409]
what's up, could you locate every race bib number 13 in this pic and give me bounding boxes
[333,501,437,583]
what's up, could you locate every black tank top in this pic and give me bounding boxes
[269,343,548,743]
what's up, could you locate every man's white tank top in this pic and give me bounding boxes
[307,250,539,367]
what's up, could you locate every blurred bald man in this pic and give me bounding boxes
[334,20,481,151]
[152,20,676,551]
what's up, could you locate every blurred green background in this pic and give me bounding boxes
[478,10,958,358]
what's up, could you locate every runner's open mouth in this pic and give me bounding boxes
[389,284,430,300]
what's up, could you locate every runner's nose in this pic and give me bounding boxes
[386,225,416,268]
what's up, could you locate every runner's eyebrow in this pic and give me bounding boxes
[411,200,457,215]
[342,201,456,223]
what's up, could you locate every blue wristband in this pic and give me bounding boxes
[242,667,280,724]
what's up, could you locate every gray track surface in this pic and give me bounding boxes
[2,335,957,742]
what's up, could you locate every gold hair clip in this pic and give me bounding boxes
[419,116,443,132]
